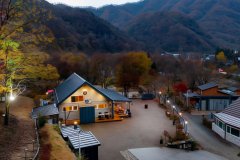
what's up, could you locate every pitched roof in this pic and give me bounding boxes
[198,82,218,90]
[95,86,131,102]
[218,89,236,96]
[215,113,240,128]
[60,126,100,149]
[55,73,86,104]
[54,73,131,104]
[227,87,239,92]
[222,98,240,119]
[183,92,199,98]
[32,104,59,119]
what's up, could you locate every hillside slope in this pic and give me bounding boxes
[92,0,240,49]
[43,2,141,53]
[127,12,215,52]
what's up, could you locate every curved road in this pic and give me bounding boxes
[184,113,240,160]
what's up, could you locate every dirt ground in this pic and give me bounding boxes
[81,100,176,160]
[39,124,76,160]
[0,96,36,160]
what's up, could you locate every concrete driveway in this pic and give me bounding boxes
[184,113,240,160]
[81,100,175,160]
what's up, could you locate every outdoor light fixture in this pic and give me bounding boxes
[179,112,182,116]
[172,105,175,109]
[74,121,78,129]
[9,95,15,101]
[185,121,188,124]
[167,100,170,103]
[159,91,162,94]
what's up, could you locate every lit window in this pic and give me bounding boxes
[63,106,78,111]
[98,104,106,109]
[71,96,84,102]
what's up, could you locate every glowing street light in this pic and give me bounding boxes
[9,95,15,101]
[185,121,188,133]
[167,100,170,103]
[179,112,182,116]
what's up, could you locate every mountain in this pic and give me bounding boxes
[41,2,141,53]
[127,12,214,52]
[91,0,240,50]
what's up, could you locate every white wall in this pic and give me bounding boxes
[59,84,109,120]
[212,123,240,147]
[212,123,225,138]
[226,132,240,147]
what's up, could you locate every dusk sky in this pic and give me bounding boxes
[46,0,141,8]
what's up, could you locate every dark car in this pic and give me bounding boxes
[141,93,155,100]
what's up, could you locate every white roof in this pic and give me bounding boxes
[60,126,100,149]
[61,126,81,138]
[68,131,101,149]
[215,113,240,128]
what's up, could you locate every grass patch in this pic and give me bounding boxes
[39,124,76,160]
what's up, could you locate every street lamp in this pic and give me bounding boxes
[78,130,83,158]
[186,90,190,109]
[4,92,16,125]
[179,112,182,117]
[159,91,162,104]
[172,105,175,115]
[185,121,188,133]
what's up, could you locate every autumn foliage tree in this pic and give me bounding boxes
[116,52,152,96]
[0,0,59,125]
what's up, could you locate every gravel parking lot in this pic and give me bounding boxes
[81,100,175,160]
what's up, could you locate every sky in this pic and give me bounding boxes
[46,0,141,8]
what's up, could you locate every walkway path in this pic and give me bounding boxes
[0,96,36,160]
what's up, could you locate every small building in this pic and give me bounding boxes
[183,82,240,111]
[32,104,59,124]
[54,73,131,125]
[61,126,101,160]
[212,98,240,147]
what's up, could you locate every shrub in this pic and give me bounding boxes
[38,116,46,128]
[190,140,199,151]
[53,125,61,134]
[202,117,212,129]
[174,130,187,141]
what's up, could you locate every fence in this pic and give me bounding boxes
[32,119,40,160]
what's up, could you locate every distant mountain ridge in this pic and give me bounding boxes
[91,0,240,50]
[41,2,141,53]
[126,12,215,52]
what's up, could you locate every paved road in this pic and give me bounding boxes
[81,100,175,160]
[184,113,240,160]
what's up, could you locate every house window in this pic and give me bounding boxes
[63,106,79,111]
[71,96,84,102]
[231,128,240,137]
[218,121,223,129]
[227,126,230,133]
[98,104,106,109]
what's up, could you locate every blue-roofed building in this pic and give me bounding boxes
[183,82,240,111]
[54,73,131,125]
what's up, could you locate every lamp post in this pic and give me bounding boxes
[159,91,162,104]
[4,92,15,125]
[172,105,175,115]
[185,121,188,133]
[78,130,83,158]
[186,90,190,109]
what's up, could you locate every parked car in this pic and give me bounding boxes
[141,94,155,100]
